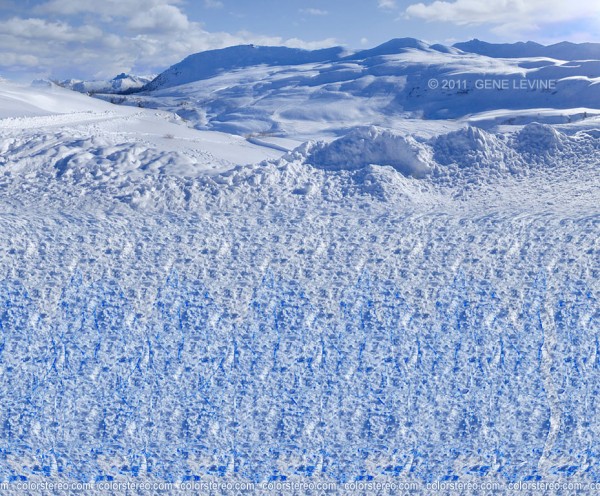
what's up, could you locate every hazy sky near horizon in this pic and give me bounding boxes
[1,0,599,80]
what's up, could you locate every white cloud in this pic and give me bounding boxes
[0,0,339,80]
[128,5,190,33]
[300,8,328,16]
[0,17,102,41]
[203,0,224,8]
[378,0,397,10]
[0,18,128,77]
[0,53,39,68]
[38,0,183,18]
[0,11,338,80]
[405,0,600,37]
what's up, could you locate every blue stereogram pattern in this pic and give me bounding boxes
[0,271,597,483]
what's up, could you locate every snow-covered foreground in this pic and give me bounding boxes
[0,77,599,490]
[0,82,282,171]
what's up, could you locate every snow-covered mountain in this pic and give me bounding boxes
[59,73,156,94]
[455,39,600,60]
[143,44,345,92]
[97,38,600,138]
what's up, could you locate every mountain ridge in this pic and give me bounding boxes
[143,44,346,92]
[454,39,600,60]
[59,73,156,95]
[140,37,600,94]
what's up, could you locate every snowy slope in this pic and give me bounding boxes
[143,44,346,91]
[0,81,283,175]
[0,80,114,118]
[1,51,599,488]
[100,39,600,139]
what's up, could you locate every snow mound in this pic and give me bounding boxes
[293,126,433,177]
[514,123,567,154]
[432,126,511,168]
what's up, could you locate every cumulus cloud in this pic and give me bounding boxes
[37,0,184,18]
[0,11,337,80]
[128,4,190,33]
[0,17,102,41]
[0,0,339,80]
[405,0,600,37]
[0,53,39,68]
[0,18,127,77]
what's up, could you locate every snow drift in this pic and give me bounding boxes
[432,126,512,169]
[292,126,433,177]
[515,122,567,154]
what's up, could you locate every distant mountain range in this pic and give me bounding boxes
[454,39,600,60]
[140,38,600,92]
[62,38,600,136]
[58,73,156,95]
[142,38,468,92]
[62,39,600,97]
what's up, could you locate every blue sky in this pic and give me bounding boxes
[1,0,599,80]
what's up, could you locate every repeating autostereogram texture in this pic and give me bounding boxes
[0,267,597,483]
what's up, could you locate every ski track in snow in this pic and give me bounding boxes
[0,77,599,490]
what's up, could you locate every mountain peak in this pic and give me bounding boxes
[346,37,431,60]
[143,44,345,92]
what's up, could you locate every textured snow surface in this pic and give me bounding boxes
[0,78,599,490]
